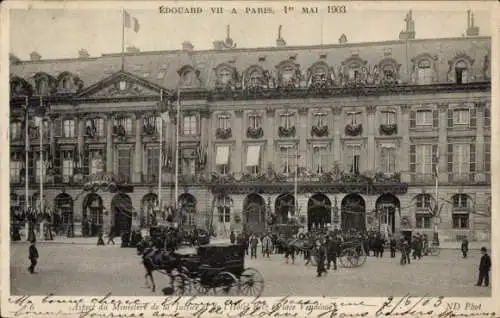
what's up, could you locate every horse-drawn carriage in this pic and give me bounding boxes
[167,243,264,296]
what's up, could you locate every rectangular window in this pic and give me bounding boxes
[415,144,433,176]
[63,119,75,137]
[280,113,294,129]
[86,118,105,137]
[347,112,361,125]
[115,117,133,135]
[381,147,396,173]
[416,195,431,209]
[62,151,74,183]
[246,145,261,175]
[453,109,469,125]
[10,122,23,141]
[183,115,197,135]
[313,113,327,127]
[35,158,46,183]
[143,116,161,135]
[146,148,160,183]
[280,146,296,174]
[416,214,432,229]
[452,214,469,229]
[382,111,396,125]
[217,114,230,129]
[248,114,261,129]
[117,148,131,182]
[416,110,432,126]
[182,158,196,175]
[10,160,23,182]
[218,205,231,223]
[89,150,104,175]
[453,144,470,178]
[313,146,326,174]
[215,146,230,175]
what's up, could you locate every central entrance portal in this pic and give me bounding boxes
[307,193,331,231]
[243,193,266,235]
[341,193,366,231]
[111,193,133,235]
[275,193,295,224]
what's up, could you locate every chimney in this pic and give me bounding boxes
[399,10,416,40]
[466,10,480,36]
[276,25,287,47]
[338,34,348,45]
[78,49,90,58]
[126,46,140,53]
[182,41,194,51]
[30,51,41,61]
[10,53,21,64]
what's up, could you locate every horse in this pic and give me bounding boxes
[136,238,183,293]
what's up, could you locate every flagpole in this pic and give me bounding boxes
[24,97,30,229]
[294,146,298,219]
[175,90,180,225]
[121,9,125,71]
[158,90,163,216]
[434,149,439,242]
[39,96,44,225]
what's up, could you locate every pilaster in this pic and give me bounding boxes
[298,107,308,161]
[474,102,486,182]
[106,114,114,173]
[400,105,411,182]
[133,113,143,183]
[266,107,275,168]
[234,110,243,174]
[332,106,342,163]
[366,105,377,171]
[437,103,448,183]
[77,115,85,162]
[200,108,211,173]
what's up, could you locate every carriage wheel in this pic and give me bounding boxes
[340,248,355,268]
[430,246,440,256]
[172,274,189,295]
[205,272,238,296]
[239,268,265,297]
[190,277,209,296]
[355,250,367,267]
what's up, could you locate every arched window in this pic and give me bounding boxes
[455,61,469,85]
[249,70,262,87]
[281,65,295,86]
[217,196,231,223]
[219,68,233,85]
[417,60,433,85]
[62,77,71,90]
[37,79,48,95]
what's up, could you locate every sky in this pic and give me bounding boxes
[8,2,494,60]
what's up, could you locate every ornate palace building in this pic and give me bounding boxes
[9,11,491,241]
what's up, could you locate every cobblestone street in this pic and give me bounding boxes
[10,242,491,297]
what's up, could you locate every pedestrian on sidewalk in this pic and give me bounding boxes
[461,238,469,258]
[390,236,397,258]
[476,247,491,287]
[97,231,105,246]
[314,240,327,277]
[400,239,410,265]
[28,239,39,274]
[107,227,116,245]
[249,234,259,259]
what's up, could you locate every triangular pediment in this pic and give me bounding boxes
[78,71,167,99]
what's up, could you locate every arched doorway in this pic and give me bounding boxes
[54,193,74,237]
[82,193,103,237]
[141,193,158,227]
[111,193,133,235]
[243,193,266,235]
[308,193,332,231]
[275,193,295,224]
[341,194,366,231]
[178,193,197,228]
[375,193,400,236]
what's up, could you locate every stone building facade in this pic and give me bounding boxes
[9,17,491,241]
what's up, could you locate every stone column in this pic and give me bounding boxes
[298,107,308,164]
[332,106,343,164]
[266,107,275,169]
[106,114,114,173]
[400,105,411,182]
[437,103,448,183]
[133,113,143,183]
[77,115,85,160]
[234,110,243,174]
[366,105,377,171]
[48,115,56,159]
[200,109,210,174]
[474,102,486,183]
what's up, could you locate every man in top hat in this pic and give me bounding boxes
[477,247,491,287]
[28,239,39,274]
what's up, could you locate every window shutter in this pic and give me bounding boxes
[53,118,62,137]
[83,147,90,176]
[469,143,476,173]
[447,143,453,180]
[53,145,61,178]
[409,145,416,173]
[447,109,453,128]
[469,108,476,129]
[409,111,416,128]
[432,144,438,174]
[432,110,439,128]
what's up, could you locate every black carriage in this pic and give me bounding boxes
[171,243,264,296]
[303,237,366,268]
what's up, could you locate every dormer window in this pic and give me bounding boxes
[62,77,71,90]
[219,69,232,85]
[37,79,48,95]
[182,71,195,86]
[417,60,433,85]
[249,71,262,87]
[282,66,295,86]
[455,61,468,85]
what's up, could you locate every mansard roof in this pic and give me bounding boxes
[10,36,491,94]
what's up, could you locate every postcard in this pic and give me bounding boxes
[1,1,498,317]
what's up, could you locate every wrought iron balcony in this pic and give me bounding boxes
[311,125,329,137]
[379,124,398,135]
[216,127,232,139]
[278,126,296,138]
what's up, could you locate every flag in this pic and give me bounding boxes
[433,149,439,178]
[133,17,140,33]
[123,10,139,33]
[124,10,131,28]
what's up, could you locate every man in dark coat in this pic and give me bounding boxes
[390,236,397,258]
[230,231,236,244]
[400,238,410,265]
[28,239,39,274]
[326,234,339,270]
[461,238,469,258]
[314,240,327,277]
[476,247,491,287]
